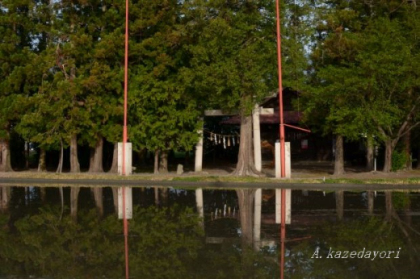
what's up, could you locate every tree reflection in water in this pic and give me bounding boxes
[0,187,419,278]
[0,205,203,278]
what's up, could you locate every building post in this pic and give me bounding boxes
[118,142,132,175]
[253,105,262,172]
[195,121,204,172]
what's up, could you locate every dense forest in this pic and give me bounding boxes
[0,0,419,175]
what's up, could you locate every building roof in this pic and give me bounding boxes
[220,111,302,125]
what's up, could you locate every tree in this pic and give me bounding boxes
[0,0,38,172]
[358,15,420,172]
[77,1,125,173]
[17,0,127,173]
[302,0,372,175]
[185,0,277,176]
[303,0,420,173]
[128,0,202,173]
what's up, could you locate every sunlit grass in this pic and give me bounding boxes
[0,171,420,185]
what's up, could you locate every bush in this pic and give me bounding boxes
[391,151,409,171]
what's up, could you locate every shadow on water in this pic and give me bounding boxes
[1,185,420,278]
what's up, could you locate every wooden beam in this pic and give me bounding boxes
[260,108,274,115]
[204,107,274,116]
[204,110,236,116]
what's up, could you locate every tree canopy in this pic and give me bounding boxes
[0,0,419,174]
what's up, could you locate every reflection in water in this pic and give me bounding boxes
[0,193,204,278]
[0,185,10,212]
[0,186,420,278]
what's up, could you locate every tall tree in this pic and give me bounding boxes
[76,1,126,173]
[15,0,55,172]
[128,0,202,173]
[185,0,277,176]
[303,0,420,173]
[359,14,420,172]
[18,0,126,173]
[0,0,38,172]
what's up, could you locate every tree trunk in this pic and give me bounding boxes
[70,187,80,222]
[70,134,80,173]
[0,140,13,172]
[159,150,168,173]
[89,149,94,171]
[89,137,104,173]
[333,135,344,175]
[403,131,412,170]
[154,150,159,174]
[109,143,118,173]
[38,148,47,172]
[232,114,258,176]
[385,191,393,221]
[335,190,344,221]
[417,148,420,169]
[383,140,394,172]
[56,139,64,174]
[92,187,103,218]
[25,142,29,169]
[236,189,256,247]
[0,186,11,213]
[366,136,374,171]
[367,190,374,215]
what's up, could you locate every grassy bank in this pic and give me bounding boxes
[1,170,420,185]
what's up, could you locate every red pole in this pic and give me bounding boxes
[276,0,285,179]
[123,0,129,176]
[123,1,129,279]
[276,0,286,278]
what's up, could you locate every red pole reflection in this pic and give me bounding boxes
[275,0,286,278]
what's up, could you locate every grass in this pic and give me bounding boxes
[1,170,420,185]
[323,178,420,185]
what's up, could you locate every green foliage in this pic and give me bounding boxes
[0,1,39,140]
[282,0,315,92]
[125,0,202,153]
[392,192,410,211]
[15,1,126,152]
[0,204,204,278]
[303,0,420,170]
[129,206,204,278]
[194,243,278,279]
[391,151,410,172]
[184,0,277,116]
[289,217,416,278]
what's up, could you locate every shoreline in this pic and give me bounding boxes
[0,169,420,189]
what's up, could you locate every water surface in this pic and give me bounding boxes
[0,185,419,278]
